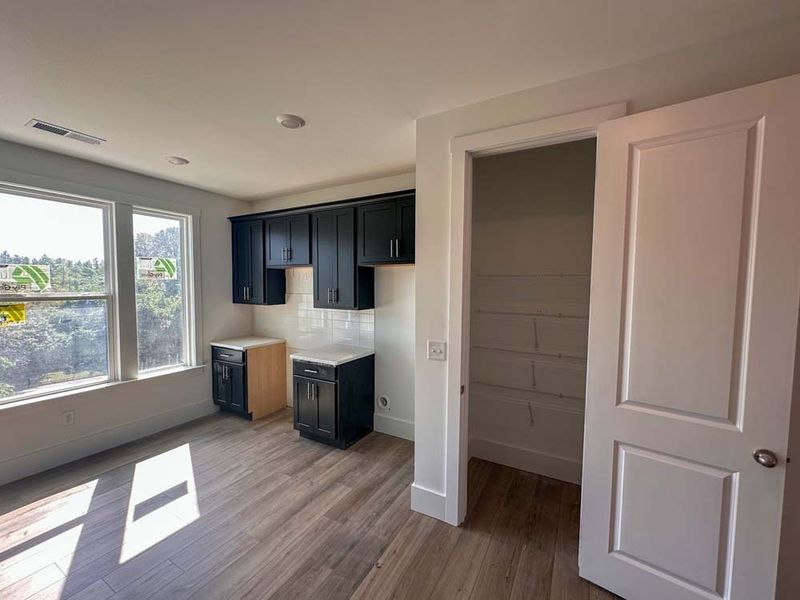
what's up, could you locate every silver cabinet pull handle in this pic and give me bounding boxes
[304,368,318,374]
[219,353,233,358]
[395,238,400,257]
[287,247,292,261]
[333,288,338,303]
[389,239,394,258]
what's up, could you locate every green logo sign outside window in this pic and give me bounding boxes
[0,303,26,327]
[0,264,51,293]
[137,257,178,280]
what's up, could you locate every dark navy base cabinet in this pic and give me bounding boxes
[212,348,249,418]
[293,356,374,449]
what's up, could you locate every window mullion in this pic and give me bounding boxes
[113,202,138,381]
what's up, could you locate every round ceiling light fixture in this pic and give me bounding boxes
[276,114,306,129]
[166,155,190,166]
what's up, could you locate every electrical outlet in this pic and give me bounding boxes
[63,410,75,426]
[427,340,447,361]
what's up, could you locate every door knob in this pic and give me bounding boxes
[753,449,779,468]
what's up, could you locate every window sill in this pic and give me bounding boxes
[0,364,207,411]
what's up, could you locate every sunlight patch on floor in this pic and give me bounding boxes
[0,523,82,589]
[119,444,198,564]
[0,480,96,557]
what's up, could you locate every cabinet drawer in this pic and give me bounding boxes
[293,361,335,381]
[212,347,245,364]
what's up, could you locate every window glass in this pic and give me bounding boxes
[134,212,186,371]
[0,300,109,399]
[0,193,110,401]
[0,193,106,294]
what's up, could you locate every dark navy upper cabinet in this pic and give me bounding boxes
[231,219,285,305]
[357,196,415,264]
[232,220,264,304]
[231,189,414,309]
[266,214,311,267]
[312,208,374,310]
[396,197,415,262]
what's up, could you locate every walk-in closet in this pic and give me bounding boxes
[469,138,596,484]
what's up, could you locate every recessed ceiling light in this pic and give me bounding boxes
[276,114,306,129]
[166,156,190,166]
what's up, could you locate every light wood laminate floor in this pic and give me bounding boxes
[0,409,621,599]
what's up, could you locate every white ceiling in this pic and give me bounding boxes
[0,1,796,200]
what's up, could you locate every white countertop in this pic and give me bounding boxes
[290,344,374,367]
[211,336,285,351]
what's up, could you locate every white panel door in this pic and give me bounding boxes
[580,74,800,600]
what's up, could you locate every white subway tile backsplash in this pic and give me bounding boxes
[358,331,374,349]
[254,267,375,352]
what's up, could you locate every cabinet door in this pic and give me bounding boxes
[358,203,396,264]
[248,221,265,303]
[312,211,338,309]
[212,362,229,405]
[334,209,356,308]
[395,198,415,262]
[232,220,265,303]
[293,377,316,432]
[232,222,252,303]
[287,214,311,265]
[315,381,337,439]
[266,218,289,266]
[228,364,246,412]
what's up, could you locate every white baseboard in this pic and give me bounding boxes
[470,437,582,485]
[410,482,447,521]
[0,399,217,486]
[373,413,414,441]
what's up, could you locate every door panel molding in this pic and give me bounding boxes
[617,119,764,429]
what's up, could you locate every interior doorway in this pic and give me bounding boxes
[443,103,626,526]
[468,138,595,485]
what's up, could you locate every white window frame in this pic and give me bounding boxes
[0,184,116,403]
[132,206,196,374]
[0,182,200,406]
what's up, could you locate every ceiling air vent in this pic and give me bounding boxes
[25,119,106,146]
